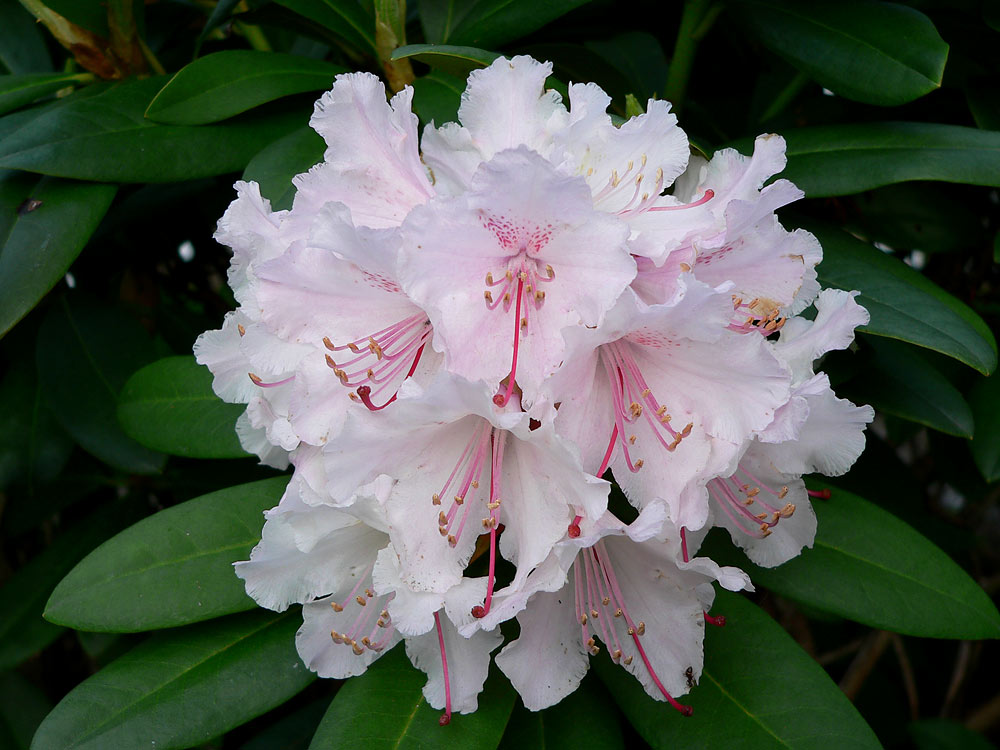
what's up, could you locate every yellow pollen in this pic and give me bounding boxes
[535,290,545,302]
[438,511,447,525]
[352,643,364,655]
[488,500,501,510]
[365,588,375,597]
[627,626,635,635]
[485,272,494,285]
[611,170,619,187]
[432,493,441,505]
[356,596,366,606]
[505,270,513,282]
[656,405,667,416]
[746,487,760,498]
[366,368,374,379]
[635,174,643,185]
[781,503,796,518]
[471,480,479,488]
[348,392,359,402]
[502,292,511,303]
[521,317,528,329]
[624,655,633,665]
[641,388,650,397]
[237,324,246,337]
[330,602,343,612]
[438,526,448,536]
[334,368,348,384]
[759,524,772,537]
[602,596,610,606]
[591,609,599,618]
[454,495,464,505]
[636,621,645,635]
[641,154,647,167]
[756,513,768,521]
[629,402,642,418]
[348,342,362,353]
[545,264,555,278]
[629,435,636,445]
[484,290,493,303]
[248,372,263,386]
[654,165,662,181]
[614,608,623,617]
[519,271,527,281]
[613,648,623,661]
[634,459,644,469]
[627,160,634,171]
[679,262,691,272]
[447,534,457,547]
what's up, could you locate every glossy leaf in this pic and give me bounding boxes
[36,297,166,474]
[499,675,623,750]
[30,610,314,750]
[117,355,248,459]
[585,32,669,101]
[410,71,464,125]
[39,0,109,37]
[806,223,997,375]
[0,671,51,750]
[243,125,324,211]
[733,0,947,106]
[713,483,1000,638]
[846,338,974,437]
[970,373,1000,482]
[595,590,881,749]
[310,646,516,749]
[0,1,52,73]
[776,123,1000,198]
[966,79,1000,131]
[442,0,592,49]
[146,51,345,125]
[0,504,134,671]
[392,44,500,78]
[0,78,303,182]
[908,719,995,750]
[0,172,117,337]
[45,477,287,632]
[273,0,377,54]
[0,73,92,116]
[240,697,328,750]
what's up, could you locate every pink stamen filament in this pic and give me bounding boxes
[680,527,689,563]
[494,277,524,407]
[704,612,726,627]
[248,373,295,388]
[568,514,583,539]
[474,432,506,618]
[646,189,714,212]
[355,343,427,412]
[808,488,832,499]
[596,425,619,477]
[434,612,453,726]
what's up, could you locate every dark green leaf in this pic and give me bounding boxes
[445,0,592,49]
[733,0,947,106]
[30,610,314,750]
[0,172,117,337]
[0,504,134,671]
[0,73,93,116]
[44,477,287,632]
[199,0,243,41]
[806,223,997,375]
[273,0,377,55]
[310,646,516,749]
[146,51,345,125]
[392,44,499,78]
[243,125,324,211]
[775,123,1000,198]
[418,0,475,44]
[908,719,995,750]
[411,71,465,126]
[595,590,881,749]
[966,79,1000,131]
[0,671,51,750]
[0,78,304,182]
[0,2,52,73]
[36,296,166,474]
[499,675,623,750]
[240,697,328,750]
[0,359,73,492]
[117,355,248,459]
[584,32,669,101]
[969,373,1000,482]
[39,0,109,37]
[713,483,1000,638]
[846,338,974,437]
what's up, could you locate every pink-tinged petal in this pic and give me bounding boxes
[235,495,387,612]
[630,249,696,306]
[775,289,870,382]
[495,587,589,710]
[693,219,823,318]
[456,56,567,160]
[297,593,400,679]
[556,94,690,219]
[399,147,634,400]
[294,74,433,228]
[405,615,502,715]
[235,412,289,469]
[372,546,446,637]
[421,122,483,196]
[194,311,255,404]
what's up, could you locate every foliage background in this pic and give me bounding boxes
[1,0,1000,748]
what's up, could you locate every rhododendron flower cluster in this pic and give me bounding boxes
[196,56,873,723]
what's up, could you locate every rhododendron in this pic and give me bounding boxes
[197,53,872,723]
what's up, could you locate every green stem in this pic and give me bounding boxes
[138,36,166,75]
[236,21,271,52]
[758,70,810,123]
[664,0,717,110]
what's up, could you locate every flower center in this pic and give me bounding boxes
[321,314,432,410]
[575,541,693,716]
[328,566,396,656]
[707,467,796,539]
[729,296,787,335]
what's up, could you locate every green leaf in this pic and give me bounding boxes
[0,78,304,182]
[966,79,1000,131]
[410,71,465,126]
[243,125,324,211]
[0,671,51,750]
[310,646,516,749]
[846,338,975,437]
[733,0,947,106]
[0,359,73,492]
[775,123,1000,198]
[0,172,117,338]
[806,223,998,375]
[30,610,314,750]
[44,477,287,632]
[392,44,500,78]
[0,1,52,73]
[39,0,109,37]
[0,504,135,671]
[584,32,669,102]
[444,0,592,49]
[36,296,166,474]
[240,697,328,750]
[499,675,623,750]
[969,373,1000,482]
[146,51,345,125]
[273,0,377,55]
[117,355,248,459]
[715,483,1000,638]
[0,73,93,116]
[594,589,881,750]
[908,719,995,750]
